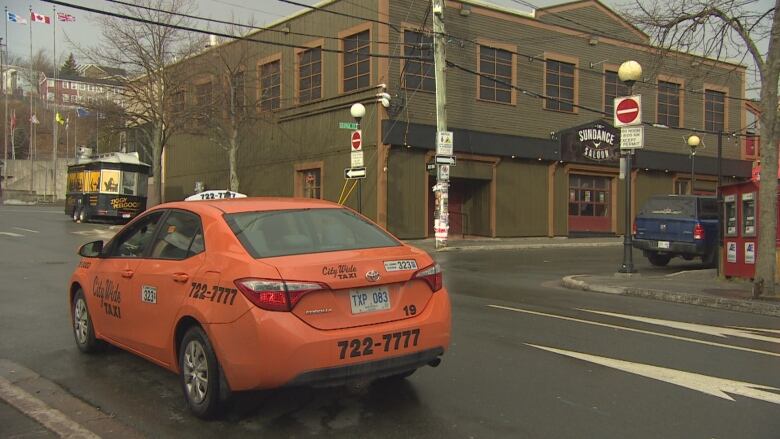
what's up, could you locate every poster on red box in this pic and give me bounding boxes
[727,242,737,263]
[745,242,755,264]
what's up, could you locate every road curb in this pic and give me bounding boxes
[561,275,780,317]
[426,242,622,252]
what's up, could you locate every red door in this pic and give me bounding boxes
[568,174,612,233]
[428,177,464,237]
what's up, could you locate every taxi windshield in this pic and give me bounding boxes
[225,208,401,258]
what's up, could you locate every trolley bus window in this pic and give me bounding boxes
[101,170,120,194]
[121,172,137,195]
[137,174,149,197]
[67,171,85,193]
[86,171,100,193]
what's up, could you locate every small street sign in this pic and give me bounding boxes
[351,150,364,168]
[344,167,366,179]
[438,164,450,181]
[620,126,644,150]
[435,155,456,165]
[339,122,359,130]
[351,130,363,151]
[436,131,454,156]
[614,95,642,127]
[426,163,437,172]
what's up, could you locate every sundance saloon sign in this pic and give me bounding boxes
[560,121,620,163]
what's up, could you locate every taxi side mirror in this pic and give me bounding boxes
[78,240,104,258]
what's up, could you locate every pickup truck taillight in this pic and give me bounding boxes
[632,222,637,236]
[693,223,705,240]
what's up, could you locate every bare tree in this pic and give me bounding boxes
[627,0,780,296]
[191,29,267,192]
[79,0,203,205]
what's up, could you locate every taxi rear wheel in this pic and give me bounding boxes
[72,290,102,353]
[179,327,221,419]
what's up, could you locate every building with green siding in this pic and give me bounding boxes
[158,0,752,239]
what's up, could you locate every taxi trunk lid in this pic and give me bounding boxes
[265,246,435,330]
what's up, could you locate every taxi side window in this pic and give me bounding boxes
[149,211,204,260]
[109,212,164,258]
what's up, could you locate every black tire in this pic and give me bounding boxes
[647,252,671,267]
[702,248,717,268]
[71,207,79,222]
[72,289,103,353]
[77,207,88,224]
[179,326,222,419]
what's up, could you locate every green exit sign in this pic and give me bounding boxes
[339,122,359,130]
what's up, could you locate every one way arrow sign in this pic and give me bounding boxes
[344,167,366,179]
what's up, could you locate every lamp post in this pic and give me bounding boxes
[687,135,701,194]
[350,102,365,214]
[617,60,642,274]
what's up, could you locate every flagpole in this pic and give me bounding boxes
[3,6,8,197]
[29,6,34,193]
[51,4,56,200]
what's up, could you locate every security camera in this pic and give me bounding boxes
[376,92,391,108]
[550,131,557,140]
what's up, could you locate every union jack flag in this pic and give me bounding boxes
[57,12,76,22]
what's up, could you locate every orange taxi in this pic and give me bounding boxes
[69,196,451,418]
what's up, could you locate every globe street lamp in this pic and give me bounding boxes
[687,135,701,194]
[618,60,642,274]
[350,103,366,213]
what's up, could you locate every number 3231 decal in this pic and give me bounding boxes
[337,329,420,360]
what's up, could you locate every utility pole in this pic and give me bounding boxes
[432,0,451,249]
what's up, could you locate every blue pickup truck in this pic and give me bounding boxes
[632,195,719,267]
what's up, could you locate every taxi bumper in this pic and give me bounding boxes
[207,288,451,391]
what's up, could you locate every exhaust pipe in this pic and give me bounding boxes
[428,358,441,368]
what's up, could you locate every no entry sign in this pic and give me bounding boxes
[351,130,363,151]
[614,95,642,127]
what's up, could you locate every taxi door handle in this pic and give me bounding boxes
[172,273,189,283]
[121,269,134,279]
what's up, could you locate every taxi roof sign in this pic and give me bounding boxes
[185,190,247,201]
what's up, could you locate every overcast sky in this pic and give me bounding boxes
[3,0,772,96]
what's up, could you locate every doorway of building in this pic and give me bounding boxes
[427,176,491,237]
[568,174,612,233]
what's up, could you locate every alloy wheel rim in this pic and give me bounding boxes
[183,340,208,404]
[74,298,88,344]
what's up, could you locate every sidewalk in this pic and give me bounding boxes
[562,270,780,317]
[405,236,622,253]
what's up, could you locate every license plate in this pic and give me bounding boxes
[658,241,670,249]
[350,286,390,314]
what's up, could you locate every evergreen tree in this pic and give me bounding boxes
[60,53,79,76]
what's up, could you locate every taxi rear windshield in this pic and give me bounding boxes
[225,208,401,258]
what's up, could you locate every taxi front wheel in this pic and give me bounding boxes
[72,290,103,353]
[179,326,222,419]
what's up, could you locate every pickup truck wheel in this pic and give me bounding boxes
[702,249,717,268]
[647,252,671,267]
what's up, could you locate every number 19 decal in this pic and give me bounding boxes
[403,304,417,316]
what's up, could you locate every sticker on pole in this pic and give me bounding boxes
[614,95,642,127]
[436,131,453,156]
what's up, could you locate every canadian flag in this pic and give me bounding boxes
[30,12,51,24]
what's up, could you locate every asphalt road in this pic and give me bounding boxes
[1,206,779,438]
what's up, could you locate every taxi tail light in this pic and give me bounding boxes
[413,264,443,292]
[235,278,329,311]
[693,223,705,240]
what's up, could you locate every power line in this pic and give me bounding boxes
[41,0,425,61]
[103,0,403,46]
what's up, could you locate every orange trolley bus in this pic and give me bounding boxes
[65,152,150,223]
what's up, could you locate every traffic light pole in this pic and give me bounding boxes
[432,0,449,249]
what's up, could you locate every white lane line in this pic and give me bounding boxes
[580,309,780,345]
[0,232,24,237]
[487,304,780,358]
[528,344,780,405]
[729,326,780,335]
[12,227,39,233]
[0,375,100,438]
